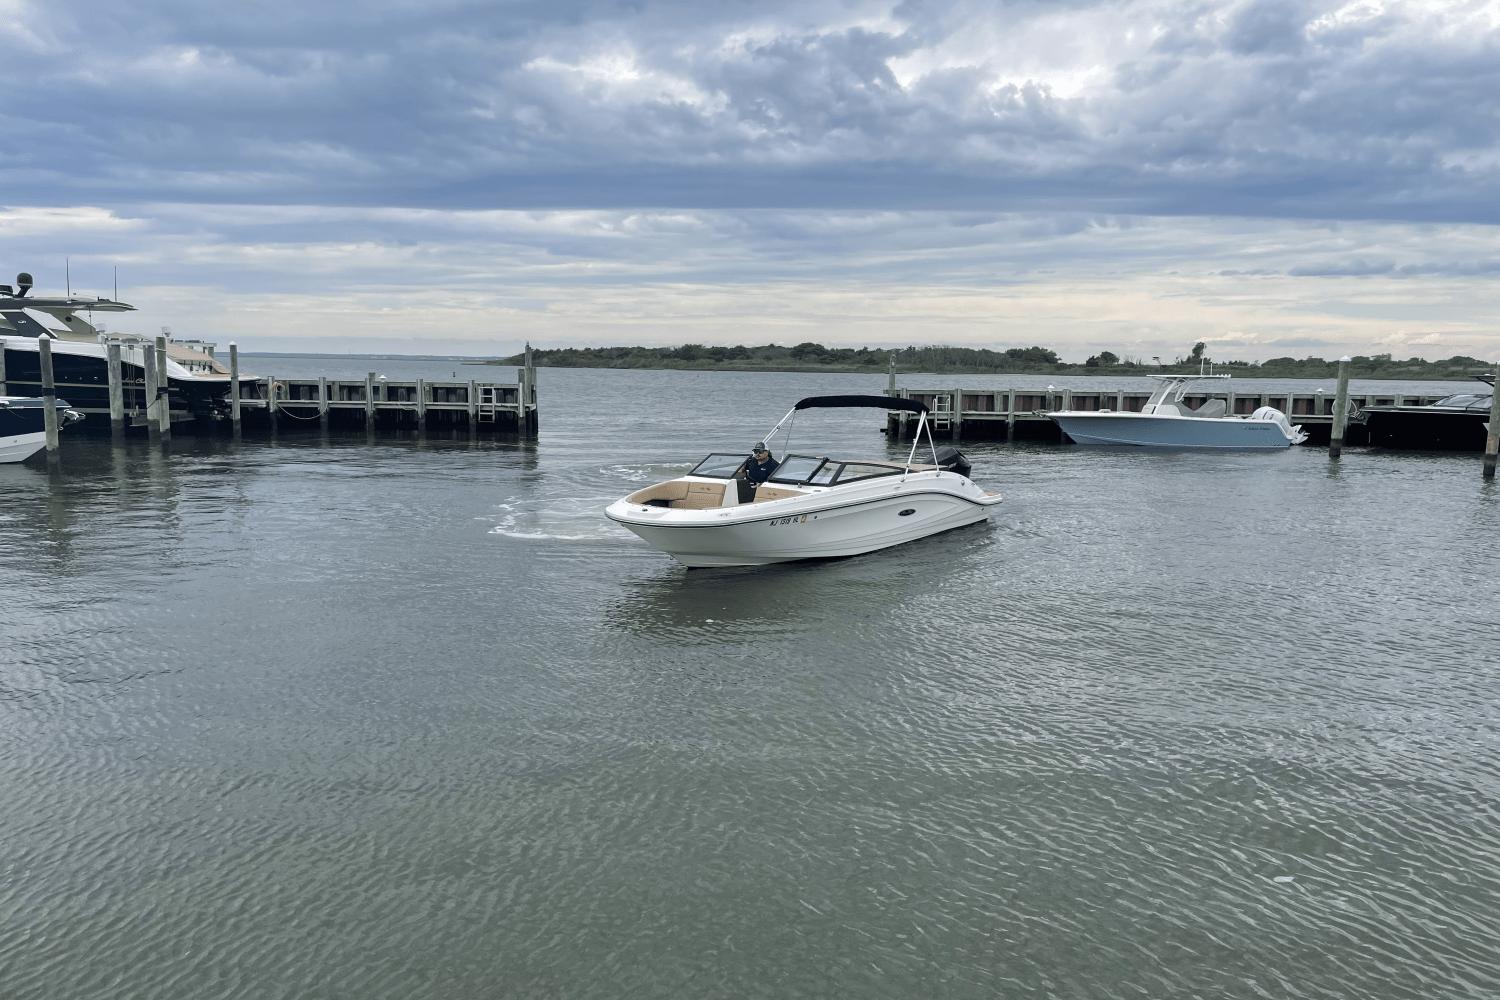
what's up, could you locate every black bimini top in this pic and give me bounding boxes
[793,394,929,414]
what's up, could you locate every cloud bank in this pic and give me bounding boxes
[2,0,1497,360]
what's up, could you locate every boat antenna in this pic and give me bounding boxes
[66,257,71,296]
[113,266,118,301]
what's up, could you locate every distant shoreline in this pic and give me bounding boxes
[479,358,1493,382]
[239,349,1493,381]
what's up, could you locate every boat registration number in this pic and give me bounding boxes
[769,515,808,526]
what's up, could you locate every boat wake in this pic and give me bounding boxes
[489,493,629,542]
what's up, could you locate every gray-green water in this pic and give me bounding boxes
[2,364,1497,999]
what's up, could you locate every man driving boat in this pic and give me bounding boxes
[743,443,780,485]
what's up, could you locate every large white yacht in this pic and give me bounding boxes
[606,395,1003,567]
[0,271,258,427]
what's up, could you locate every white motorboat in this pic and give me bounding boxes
[606,395,1003,567]
[1049,374,1306,449]
[0,271,259,427]
[0,396,83,463]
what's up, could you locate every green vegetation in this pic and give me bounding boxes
[492,343,1494,380]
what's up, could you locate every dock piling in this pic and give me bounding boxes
[524,346,538,435]
[265,376,278,431]
[364,373,376,426]
[38,337,59,456]
[318,377,329,428]
[106,343,125,437]
[1484,361,1500,479]
[143,339,160,439]
[883,357,897,436]
[229,344,241,430]
[154,336,171,441]
[1330,356,1351,459]
[0,340,7,394]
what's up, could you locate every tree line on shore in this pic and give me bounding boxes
[496,341,1493,379]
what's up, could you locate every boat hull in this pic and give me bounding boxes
[607,477,1000,567]
[0,429,47,463]
[1050,412,1301,449]
[0,396,75,463]
[1362,408,1490,451]
[1,337,255,425]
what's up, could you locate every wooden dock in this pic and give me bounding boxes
[883,384,1452,445]
[21,341,539,439]
[246,367,538,435]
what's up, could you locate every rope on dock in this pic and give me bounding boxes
[272,405,324,421]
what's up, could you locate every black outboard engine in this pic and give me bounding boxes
[933,446,972,479]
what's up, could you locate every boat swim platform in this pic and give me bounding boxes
[883,386,1454,445]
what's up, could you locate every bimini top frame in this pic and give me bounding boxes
[1142,373,1231,408]
[758,394,940,480]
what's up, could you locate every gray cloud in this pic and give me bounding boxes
[1,0,1495,221]
[3,1,1498,362]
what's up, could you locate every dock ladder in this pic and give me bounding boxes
[477,385,500,423]
[930,391,953,431]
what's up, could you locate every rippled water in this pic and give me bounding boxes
[2,364,1498,999]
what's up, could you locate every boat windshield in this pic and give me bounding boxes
[1432,393,1492,409]
[768,455,827,485]
[689,453,749,478]
[832,462,904,484]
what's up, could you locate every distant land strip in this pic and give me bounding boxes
[488,343,1496,380]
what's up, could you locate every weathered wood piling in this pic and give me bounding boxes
[1484,362,1500,479]
[1329,357,1351,458]
[38,337,59,456]
[106,343,125,437]
[229,343,242,429]
[154,336,171,441]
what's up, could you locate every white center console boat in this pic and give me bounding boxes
[1049,374,1306,449]
[606,395,1004,567]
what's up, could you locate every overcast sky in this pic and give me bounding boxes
[2,0,1497,361]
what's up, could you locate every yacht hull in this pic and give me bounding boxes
[1,337,254,424]
[607,478,1000,567]
[1362,408,1490,451]
[1051,412,1301,449]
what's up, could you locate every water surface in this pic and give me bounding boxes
[2,365,1497,999]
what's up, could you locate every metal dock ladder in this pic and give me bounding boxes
[930,391,953,431]
[476,385,500,423]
